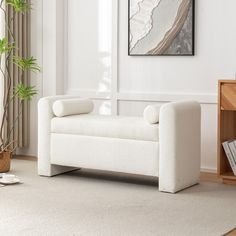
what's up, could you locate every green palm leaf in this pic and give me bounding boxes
[13,56,41,72]
[6,0,31,12]
[14,83,37,101]
[0,38,14,55]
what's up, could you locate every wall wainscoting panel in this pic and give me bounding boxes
[117,92,217,104]
[65,89,111,100]
[65,89,217,104]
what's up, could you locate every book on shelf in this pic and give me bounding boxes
[228,140,236,162]
[222,141,236,175]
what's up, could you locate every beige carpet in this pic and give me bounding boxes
[0,159,236,236]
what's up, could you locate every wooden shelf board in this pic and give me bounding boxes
[220,172,236,180]
[221,108,236,111]
[219,80,236,83]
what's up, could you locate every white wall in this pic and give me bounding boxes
[24,0,236,172]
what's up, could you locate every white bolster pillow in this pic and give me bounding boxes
[53,98,94,117]
[143,105,160,124]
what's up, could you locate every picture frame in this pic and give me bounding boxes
[128,0,195,56]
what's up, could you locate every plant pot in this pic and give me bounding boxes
[0,151,12,173]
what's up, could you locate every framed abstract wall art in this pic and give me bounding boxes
[128,0,195,56]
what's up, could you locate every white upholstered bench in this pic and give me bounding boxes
[38,96,201,193]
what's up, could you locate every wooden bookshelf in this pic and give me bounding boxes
[218,80,236,184]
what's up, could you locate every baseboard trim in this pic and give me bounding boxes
[13,155,37,161]
[201,167,217,174]
[200,172,221,183]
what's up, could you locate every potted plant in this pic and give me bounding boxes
[0,0,40,172]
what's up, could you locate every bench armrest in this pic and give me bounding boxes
[38,95,80,176]
[159,101,201,193]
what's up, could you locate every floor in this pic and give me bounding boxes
[225,228,236,236]
[0,159,236,236]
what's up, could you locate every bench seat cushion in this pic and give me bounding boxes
[51,114,159,141]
